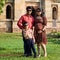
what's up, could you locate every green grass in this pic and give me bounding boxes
[0,33,60,60]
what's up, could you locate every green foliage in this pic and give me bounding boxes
[48,32,60,38]
[0,0,6,14]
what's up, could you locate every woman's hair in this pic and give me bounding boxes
[31,7,36,18]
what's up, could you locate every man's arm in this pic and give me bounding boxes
[17,16,23,29]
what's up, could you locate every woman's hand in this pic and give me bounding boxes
[43,26,46,31]
[38,30,42,33]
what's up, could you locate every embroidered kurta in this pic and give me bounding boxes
[23,29,33,39]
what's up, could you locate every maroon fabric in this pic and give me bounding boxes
[34,16,47,44]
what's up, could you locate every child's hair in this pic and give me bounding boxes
[23,22,28,28]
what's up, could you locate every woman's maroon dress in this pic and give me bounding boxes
[34,16,47,44]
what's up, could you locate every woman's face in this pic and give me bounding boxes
[36,11,42,16]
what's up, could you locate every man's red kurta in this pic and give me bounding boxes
[17,14,34,29]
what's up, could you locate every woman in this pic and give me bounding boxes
[34,8,47,57]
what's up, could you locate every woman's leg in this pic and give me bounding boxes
[41,43,47,57]
[37,43,41,57]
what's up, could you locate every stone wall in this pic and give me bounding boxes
[0,0,60,33]
[13,21,22,33]
[15,0,26,20]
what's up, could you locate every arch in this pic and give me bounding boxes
[52,7,58,20]
[6,3,14,19]
[6,5,11,19]
[52,6,58,27]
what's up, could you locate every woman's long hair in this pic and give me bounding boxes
[31,7,36,18]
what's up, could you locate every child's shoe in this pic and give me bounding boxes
[34,54,37,58]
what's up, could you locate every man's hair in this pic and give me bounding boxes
[26,6,32,10]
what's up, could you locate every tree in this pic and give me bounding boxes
[0,0,5,14]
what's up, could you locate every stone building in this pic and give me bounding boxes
[0,0,60,33]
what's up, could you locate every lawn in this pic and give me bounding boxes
[0,33,60,60]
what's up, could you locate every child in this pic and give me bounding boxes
[22,22,37,58]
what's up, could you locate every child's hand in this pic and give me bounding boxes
[33,36,35,43]
[33,39,35,43]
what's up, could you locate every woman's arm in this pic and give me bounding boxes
[43,16,47,31]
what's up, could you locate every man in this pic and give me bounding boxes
[17,6,34,56]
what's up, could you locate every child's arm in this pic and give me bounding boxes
[32,29,35,43]
[33,35,35,43]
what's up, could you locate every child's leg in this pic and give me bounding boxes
[26,39,32,56]
[28,40,32,56]
[31,39,37,58]
[37,43,41,57]
[41,43,47,57]
[22,36,27,55]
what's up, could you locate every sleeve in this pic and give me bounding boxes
[17,16,23,29]
[43,16,47,26]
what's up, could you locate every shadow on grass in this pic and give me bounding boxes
[0,47,6,50]
[0,47,25,57]
[0,52,24,57]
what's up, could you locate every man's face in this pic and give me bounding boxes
[27,9,32,15]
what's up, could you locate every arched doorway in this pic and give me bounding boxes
[52,7,57,20]
[6,5,13,32]
[52,7,58,27]
[6,5,11,19]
